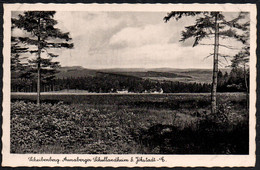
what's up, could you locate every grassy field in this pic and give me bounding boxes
[11,92,246,105]
[11,92,249,154]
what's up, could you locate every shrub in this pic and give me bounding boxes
[11,101,139,153]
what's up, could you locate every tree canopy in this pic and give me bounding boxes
[164,11,249,114]
[11,11,74,104]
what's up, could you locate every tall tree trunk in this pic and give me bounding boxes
[244,63,249,110]
[37,51,41,105]
[37,18,41,105]
[211,13,220,114]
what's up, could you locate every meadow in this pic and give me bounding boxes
[11,92,249,154]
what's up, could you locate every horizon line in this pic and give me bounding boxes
[60,66,230,70]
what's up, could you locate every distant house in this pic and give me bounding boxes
[152,88,163,94]
[117,89,129,94]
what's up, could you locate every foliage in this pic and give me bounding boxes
[11,101,140,153]
[12,11,74,104]
[229,12,249,71]
[12,11,73,82]
[164,11,247,51]
[11,36,33,81]
[11,75,212,93]
[217,69,249,92]
[229,12,250,108]
[164,11,249,114]
[11,93,248,154]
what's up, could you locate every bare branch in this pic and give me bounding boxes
[203,53,214,61]
[200,43,214,46]
[219,44,241,50]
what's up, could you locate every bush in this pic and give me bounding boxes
[198,102,247,132]
[137,102,249,154]
[11,101,140,153]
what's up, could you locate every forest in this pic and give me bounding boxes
[11,67,249,93]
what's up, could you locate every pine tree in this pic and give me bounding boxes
[229,12,250,109]
[164,11,248,114]
[11,36,32,79]
[12,11,73,105]
[11,34,35,92]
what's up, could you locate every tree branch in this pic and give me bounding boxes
[219,44,241,50]
[203,53,214,60]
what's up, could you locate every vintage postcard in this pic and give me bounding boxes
[2,3,257,167]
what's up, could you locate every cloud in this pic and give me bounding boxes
[55,11,140,55]
[12,11,243,69]
[100,44,214,68]
[109,24,178,48]
[55,12,136,38]
[54,11,184,68]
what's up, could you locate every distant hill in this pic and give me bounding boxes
[99,68,148,72]
[51,66,230,84]
[56,66,98,78]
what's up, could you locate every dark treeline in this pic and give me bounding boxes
[217,68,249,92]
[11,68,249,93]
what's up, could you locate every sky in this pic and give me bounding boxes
[11,11,247,69]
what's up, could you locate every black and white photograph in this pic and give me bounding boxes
[2,4,256,167]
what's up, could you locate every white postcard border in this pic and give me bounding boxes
[2,3,257,167]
